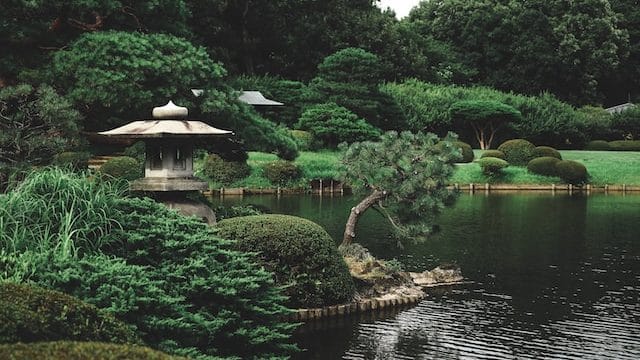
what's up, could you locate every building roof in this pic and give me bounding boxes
[605,102,635,114]
[238,91,284,106]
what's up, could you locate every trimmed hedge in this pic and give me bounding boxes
[556,160,589,184]
[0,342,186,360]
[454,141,474,163]
[609,140,640,151]
[476,157,508,175]
[497,139,536,166]
[584,140,611,151]
[201,153,250,185]
[533,146,562,160]
[216,214,355,308]
[480,150,506,160]
[52,152,90,171]
[262,160,302,185]
[527,157,561,176]
[99,156,143,181]
[0,282,138,344]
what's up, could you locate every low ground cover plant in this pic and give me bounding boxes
[0,342,186,360]
[216,214,355,308]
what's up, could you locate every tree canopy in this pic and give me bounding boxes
[450,100,522,149]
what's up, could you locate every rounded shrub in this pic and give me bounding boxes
[216,214,356,308]
[201,153,250,185]
[533,146,562,159]
[0,282,138,344]
[584,140,611,151]
[52,152,90,171]
[0,342,185,360]
[475,157,508,175]
[436,140,474,163]
[99,156,142,181]
[262,160,302,185]
[290,130,314,151]
[555,160,589,184]
[480,150,506,160]
[527,156,561,176]
[497,139,536,166]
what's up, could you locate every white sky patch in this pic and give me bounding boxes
[376,0,422,19]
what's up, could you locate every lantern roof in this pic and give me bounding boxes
[98,101,233,139]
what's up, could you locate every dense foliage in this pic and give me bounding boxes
[52,151,91,171]
[585,140,612,150]
[297,103,382,148]
[497,139,537,166]
[527,157,562,177]
[480,150,506,160]
[0,84,81,189]
[0,282,138,344]
[262,161,302,186]
[555,160,589,184]
[200,153,250,186]
[0,169,296,359]
[450,100,522,149]
[611,106,640,140]
[99,156,143,182]
[533,146,562,160]
[216,215,355,308]
[340,131,459,245]
[0,342,186,360]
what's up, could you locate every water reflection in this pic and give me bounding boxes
[212,193,640,359]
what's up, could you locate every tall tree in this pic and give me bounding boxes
[340,131,459,247]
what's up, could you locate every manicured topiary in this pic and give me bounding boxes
[0,282,138,344]
[290,130,314,151]
[52,152,90,171]
[201,153,250,185]
[216,214,355,308]
[555,160,589,184]
[262,160,302,185]
[0,342,185,360]
[476,157,508,175]
[527,156,561,176]
[533,146,562,159]
[436,140,474,163]
[608,140,640,151]
[99,156,143,181]
[585,140,611,151]
[497,139,536,166]
[480,150,506,160]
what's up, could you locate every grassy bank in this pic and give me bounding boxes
[199,150,640,188]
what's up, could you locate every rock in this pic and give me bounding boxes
[409,266,464,287]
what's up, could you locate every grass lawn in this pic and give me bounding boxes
[199,150,640,188]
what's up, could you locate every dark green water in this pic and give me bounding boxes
[212,193,640,359]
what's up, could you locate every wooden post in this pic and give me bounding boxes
[330,179,334,193]
[469,183,475,194]
[485,183,490,194]
[319,179,323,196]
[569,183,573,195]
[623,184,627,194]
[604,184,609,194]
[551,183,556,195]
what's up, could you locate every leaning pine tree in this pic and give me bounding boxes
[340,131,459,247]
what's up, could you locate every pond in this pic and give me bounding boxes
[211,193,640,359]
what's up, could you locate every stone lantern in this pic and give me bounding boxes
[99,101,232,223]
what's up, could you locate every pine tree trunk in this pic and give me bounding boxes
[341,190,386,247]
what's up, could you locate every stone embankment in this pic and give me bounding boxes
[288,266,468,322]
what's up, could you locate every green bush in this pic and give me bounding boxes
[122,141,146,164]
[610,106,640,140]
[476,157,509,175]
[290,130,314,151]
[480,150,506,160]
[527,157,561,176]
[262,160,302,185]
[0,282,138,344]
[201,153,250,185]
[0,342,185,360]
[533,146,562,159]
[608,140,640,151]
[216,214,355,308]
[297,103,382,148]
[453,141,474,163]
[52,152,90,171]
[99,156,143,181]
[0,169,297,359]
[497,139,536,166]
[555,160,589,184]
[585,140,611,150]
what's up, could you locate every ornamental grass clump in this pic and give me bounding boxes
[497,139,536,166]
[527,157,561,177]
[216,214,355,308]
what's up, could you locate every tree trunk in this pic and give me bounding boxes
[341,189,386,247]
